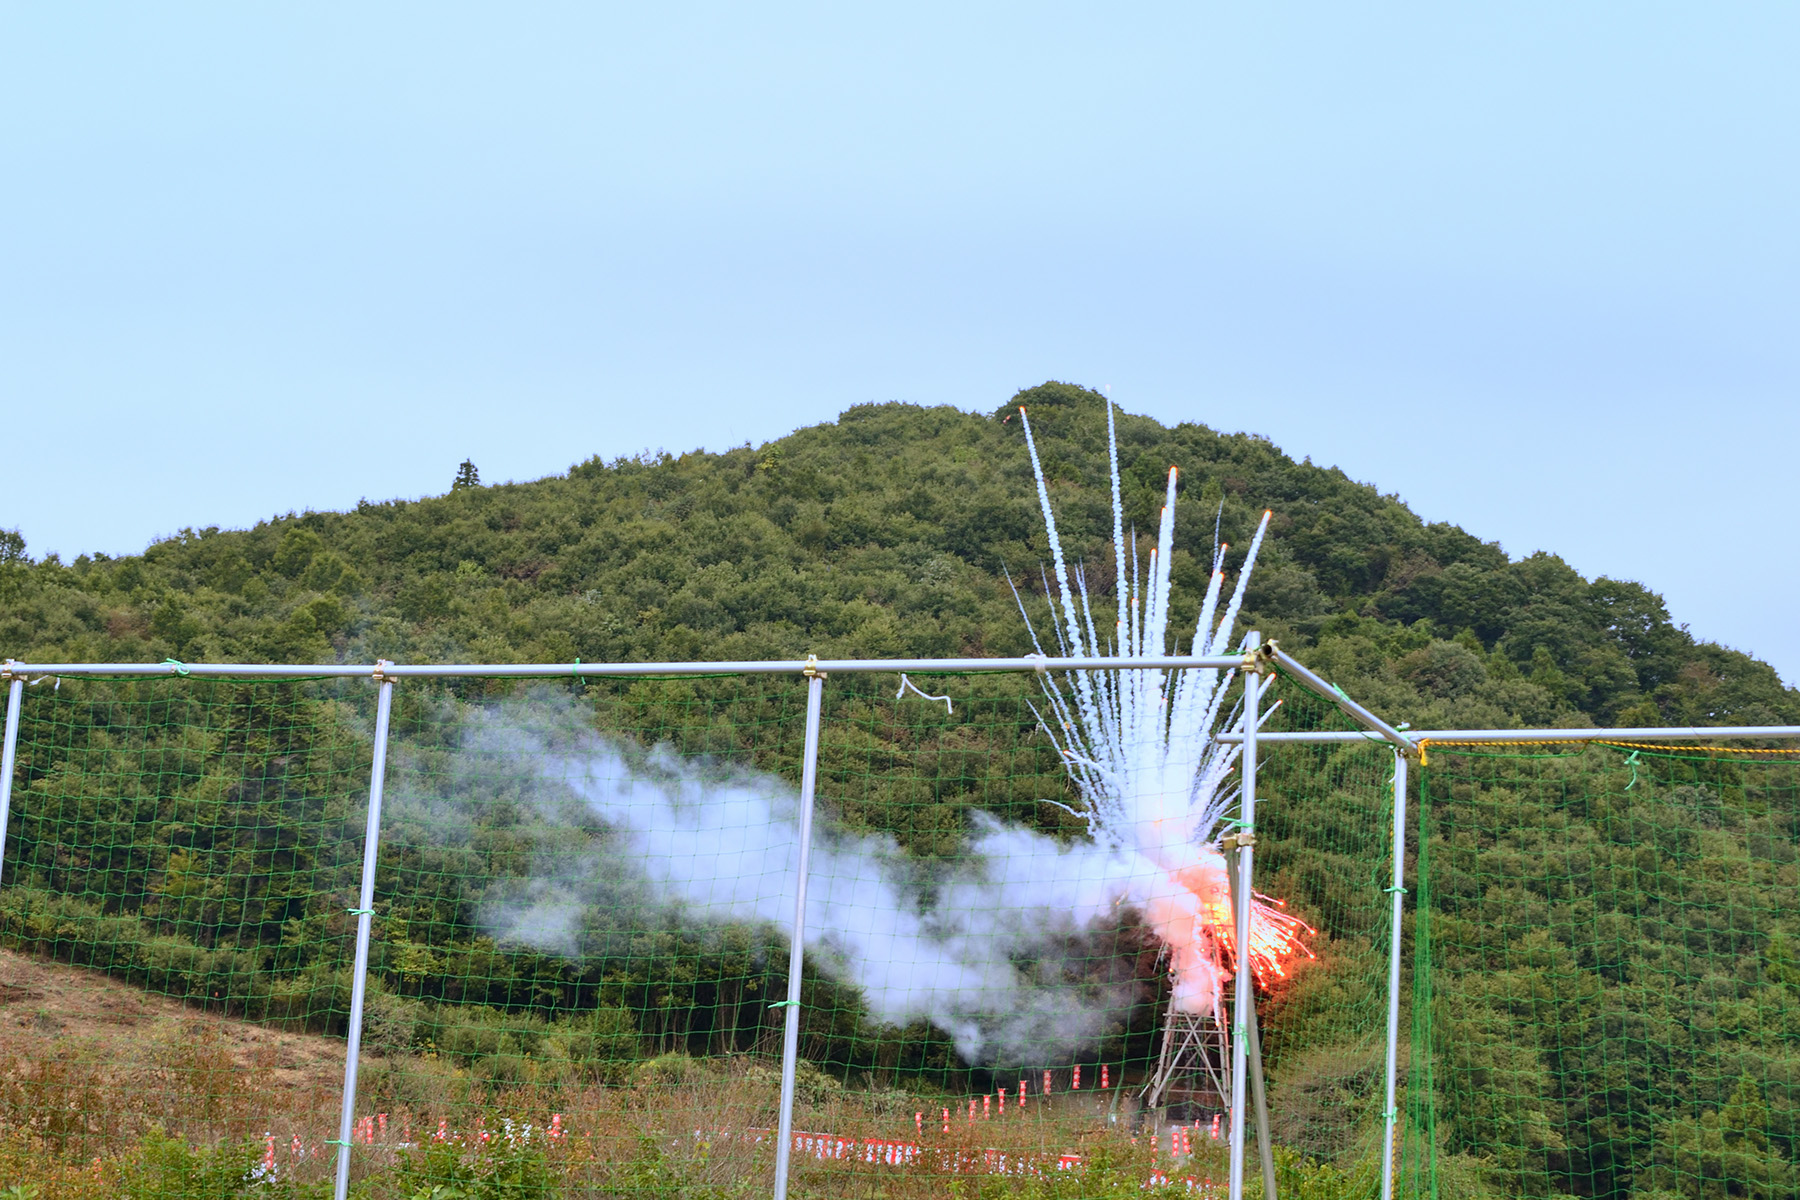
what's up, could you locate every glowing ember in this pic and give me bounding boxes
[1016,400,1317,1011]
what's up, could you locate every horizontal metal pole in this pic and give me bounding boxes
[3,653,1245,680]
[1215,731,1389,744]
[1267,645,1417,753]
[4,661,374,678]
[1217,725,1800,745]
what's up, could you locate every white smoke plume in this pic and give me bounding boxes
[393,690,1153,1067]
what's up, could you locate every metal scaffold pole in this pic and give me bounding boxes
[334,663,396,1200]
[0,666,23,888]
[1228,633,1263,1200]
[772,662,827,1200]
[1224,842,1279,1200]
[1380,750,1410,1200]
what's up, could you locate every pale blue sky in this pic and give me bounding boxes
[3,4,1795,682]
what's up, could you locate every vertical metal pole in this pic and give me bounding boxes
[0,669,24,888]
[1225,844,1278,1200]
[1229,632,1261,1200]
[1381,751,1410,1200]
[334,664,395,1200]
[772,667,826,1200]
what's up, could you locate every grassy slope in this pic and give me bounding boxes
[3,946,1390,1199]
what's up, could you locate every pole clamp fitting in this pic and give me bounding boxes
[801,654,822,679]
[0,659,17,684]
[1221,831,1257,852]
[372,660,396,685]
[1240,640,1278,675]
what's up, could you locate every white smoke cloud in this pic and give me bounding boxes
[393,690,1161,1066]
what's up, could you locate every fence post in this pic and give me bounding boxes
[1223,843,1279,1200]
[0,664,22,887]
[772,662,826,1200]
[1380,749,1410,1200]
[1228,632,1263,1200]
[334,661,396,1200]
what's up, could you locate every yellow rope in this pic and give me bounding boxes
[1597,740,1800,756]
[1416,736,1800,766]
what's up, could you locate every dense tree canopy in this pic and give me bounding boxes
[4,381,1792,728]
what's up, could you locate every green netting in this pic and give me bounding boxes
[1255,681,1403,1197]
[1404,743,1800,1200]
[0,670,1401,1198]
[0,677,374,1186]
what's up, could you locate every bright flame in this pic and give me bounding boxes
[1014,399,1315,1012]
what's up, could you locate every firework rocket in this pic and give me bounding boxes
[1015,400,1314,1014]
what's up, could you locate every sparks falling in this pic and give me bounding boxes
[1014,401,1315,1014]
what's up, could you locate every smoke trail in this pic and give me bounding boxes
[390,690,1153,1067]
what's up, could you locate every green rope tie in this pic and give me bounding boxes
[325,1138,352,1147]
[768,1000,799,1009]
[1624,749,1641,791]
[1385,885,1408,895]
[161,658,190,676]
[572,657,584,689]
[346,907,375,916]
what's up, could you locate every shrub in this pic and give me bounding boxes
[361,988,426,1057]
[547,1006,639,1086]
[424,1005,547,1065]
[393,1132,556,1200]
[115,1128,260,1200]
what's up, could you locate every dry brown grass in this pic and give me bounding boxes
[0,950,1263,1197]
[1,948,342,1160]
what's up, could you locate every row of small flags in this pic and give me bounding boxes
[769,1128,1082,1176]
[765,1128,1217,1193]
[255,1114,567,1178]
[933,1064,1113,1129]
[251,1068,1219,1191]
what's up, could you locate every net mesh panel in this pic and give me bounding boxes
[1403,743,1800,1200]
[0,669,1401,1197]
[0,676,372,1189]
[1255,681,1399,1197]
[371,672,1178,1197]
[799,671,1141,1191]
[367,675,808,1197]
[757,671,1394,1196]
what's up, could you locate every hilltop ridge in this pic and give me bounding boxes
[2,381,1794,729]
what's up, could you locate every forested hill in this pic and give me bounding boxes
[3,381,1794,730]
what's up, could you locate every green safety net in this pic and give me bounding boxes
[1404,742,1800,1200]
[0,677,374,1192]
[0,670,1399,1198]
[1253,681,1402,1198]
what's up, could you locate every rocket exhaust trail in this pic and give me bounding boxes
[1012,399,1314,1014]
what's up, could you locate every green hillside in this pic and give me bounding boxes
[3,382,1798,1200]
[4,381,1793,728]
